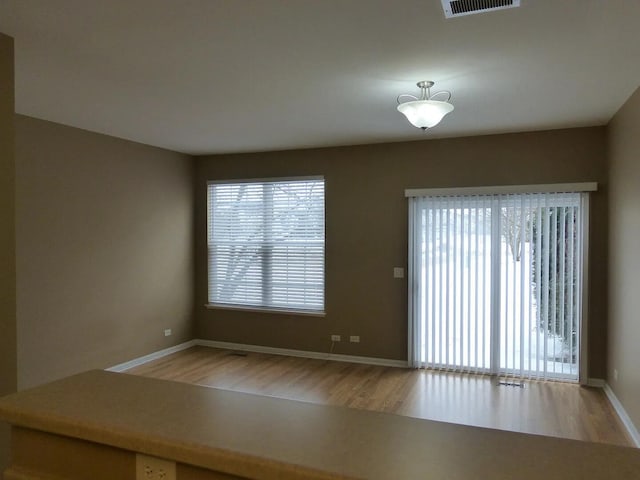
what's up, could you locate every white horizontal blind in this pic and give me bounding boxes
[409,192,585,381]
[208,178,325,312]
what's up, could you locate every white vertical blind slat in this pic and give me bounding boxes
[482,197,488,371]
[476,204,479,370]
[452,198,458,369]
[569,204,575,376]
[519,196,526,378]
[467,204,472,371]
[432,200,437,367]
[543,199,550,376]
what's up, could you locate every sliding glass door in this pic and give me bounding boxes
[408,191,587,381]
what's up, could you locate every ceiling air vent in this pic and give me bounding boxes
[441,0,520,18]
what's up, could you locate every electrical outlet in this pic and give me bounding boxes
[349,335,360,343]
[331,334,341,342]
[136,454,176,480]
[614,369,619,381]
[164,329,172,337]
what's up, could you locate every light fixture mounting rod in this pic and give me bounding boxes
[416,80,435,100]
[416,81,434,89]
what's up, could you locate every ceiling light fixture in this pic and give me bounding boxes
[397,81,454,130]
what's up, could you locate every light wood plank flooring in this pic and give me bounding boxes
[126,346,632,447]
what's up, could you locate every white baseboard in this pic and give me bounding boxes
[106,340,197,372]
[587,378,606,387]
[106,339,407,373]
[603,383,640,448]
[194,339,408,368]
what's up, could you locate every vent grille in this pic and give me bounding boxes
[227,351,248,357]
[441,0,520,18]
[498,381,525,388]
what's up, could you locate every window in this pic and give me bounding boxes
[207,177,325,314]
[407,185,593,382]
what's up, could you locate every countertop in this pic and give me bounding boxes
[0,370,639,479]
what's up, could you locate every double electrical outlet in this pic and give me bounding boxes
[331,334,360,343]
[136,454,175,480]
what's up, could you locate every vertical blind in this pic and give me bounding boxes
[408,191,587,381]
[208,178,325,312]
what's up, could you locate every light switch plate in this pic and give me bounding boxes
[393,267,405,278]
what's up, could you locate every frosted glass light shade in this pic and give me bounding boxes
[397,100,454,129]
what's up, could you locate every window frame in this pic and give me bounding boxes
[205,176,326,317]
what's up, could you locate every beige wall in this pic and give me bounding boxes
[15,115,195,389]
[195,127,608,378]
[0,33,16,471]
[607,87,640,430]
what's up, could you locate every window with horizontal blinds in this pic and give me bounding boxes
[408,191,589,381]
[207,178,325,313]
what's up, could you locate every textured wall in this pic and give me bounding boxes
[15,115,195,389]
[195,127,608,378]
[607,86,640,431]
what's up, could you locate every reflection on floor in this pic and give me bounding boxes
[127,345,631,447]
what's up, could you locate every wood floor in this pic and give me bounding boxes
[126,346,632,447]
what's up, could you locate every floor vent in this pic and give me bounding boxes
[228,351,248,357]
[498,380,525,388]
[441,0,520,18]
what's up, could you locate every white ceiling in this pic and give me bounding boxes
[1,0,639,155]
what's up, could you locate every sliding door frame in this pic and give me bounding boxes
[407,183,596,382]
